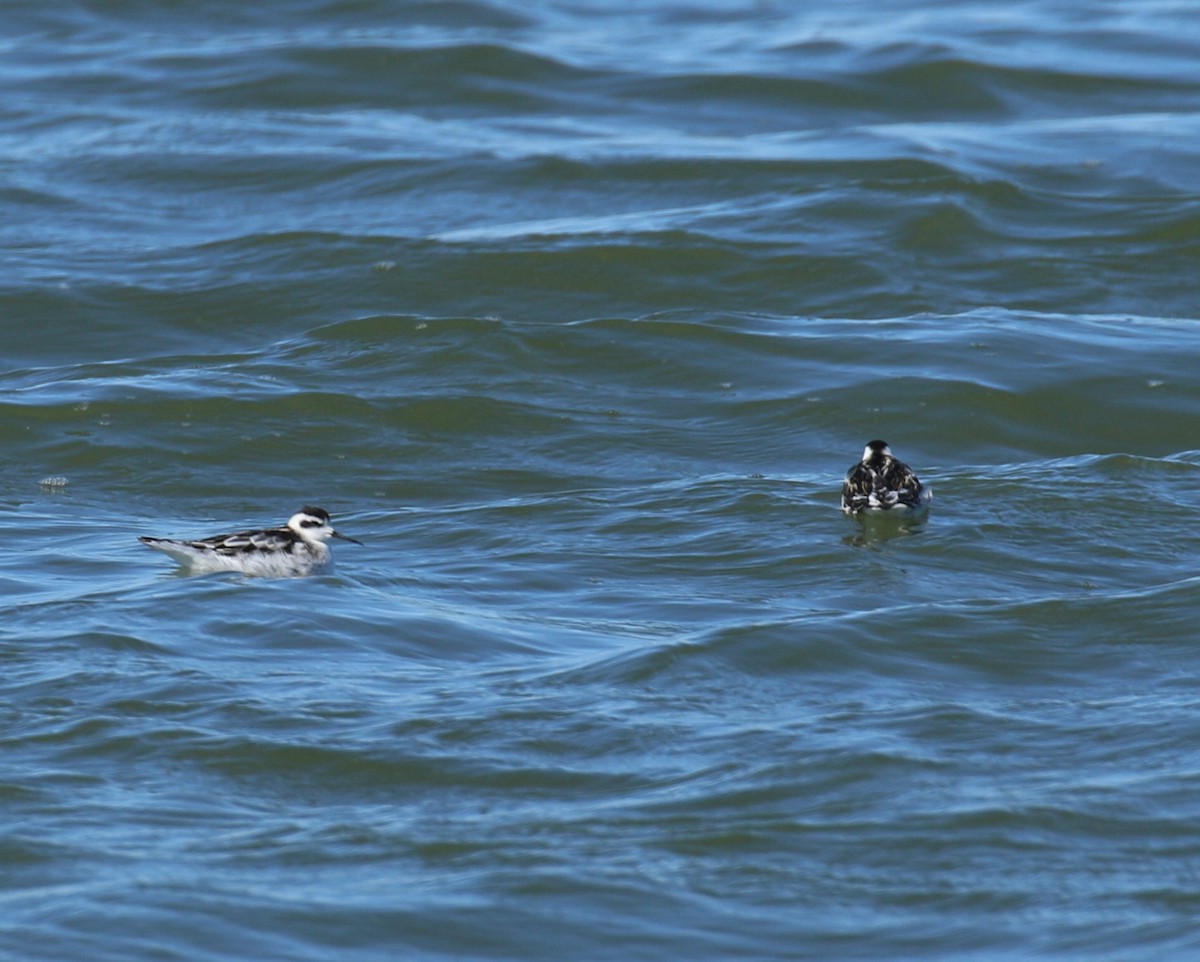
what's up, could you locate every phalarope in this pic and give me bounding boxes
[139,506,363,577]
[841,440,931,514]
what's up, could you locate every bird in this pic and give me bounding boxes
[139,506,363,577]
[841,440,930,514]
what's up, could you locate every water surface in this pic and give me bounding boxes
[4,2,1200,960]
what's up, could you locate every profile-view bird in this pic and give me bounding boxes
[841,440,930,514]
[139,506,362,577]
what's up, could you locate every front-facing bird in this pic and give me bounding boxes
[841,440,930,514]
[139,506,363,577]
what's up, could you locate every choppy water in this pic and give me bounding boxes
[4,2,1200,960]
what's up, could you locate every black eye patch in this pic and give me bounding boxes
[300,519,322,528]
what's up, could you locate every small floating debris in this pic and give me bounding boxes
[39,475,70,491]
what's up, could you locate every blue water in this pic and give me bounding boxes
[4,2,1200,960]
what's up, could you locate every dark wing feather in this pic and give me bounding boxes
[884,461,924,508]
[841,463,875,512]
[193,527,300,556]
[842,458,925,512]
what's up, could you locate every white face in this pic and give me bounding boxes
[864,443,892,462]
[288,511,335,542]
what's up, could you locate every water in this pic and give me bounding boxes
[4,2,1200,959]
